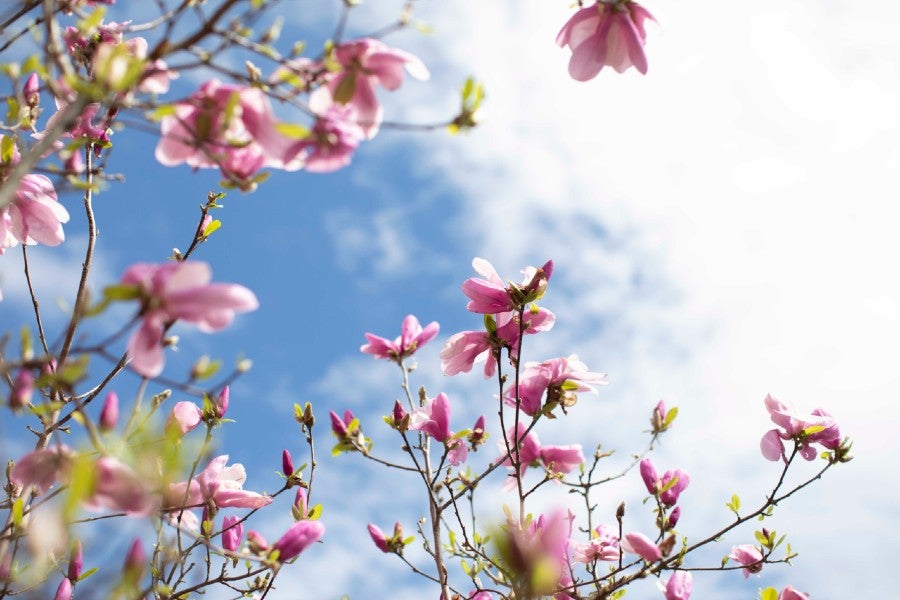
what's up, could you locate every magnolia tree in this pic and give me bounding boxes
[0,1,851,599]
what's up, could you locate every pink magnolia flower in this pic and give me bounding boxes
[166,401,202,435]
[505,355,607,416]
[221,515,243,552]
[291,488,308,520]
[272,520,324,561]
[67,540,82,581]
[53,578,72,600]
[556,1,655,80]
[662,570,692,600]
[84,456,156,515]
[409,392,452,442]
[330,409,355,438]
[214,386,230,418]
[368,522,394,553]
[11,446,73,494]
[361,314,439,362]
[761,394,841,461]
[779,586,809,600]
[291,105,365,172]
[639,458,690,507]
[622,532,661,562]
[499,510,572,597]
[572,524,620,563]
[729,544,763,578]
[9,369,34,409]
[168,455,273,520]
[310,38,430,138]
[0,137,69,254]
[499,424,584,483]
[119,261,258,377]
[441,306,555,378]
[461,257,553,316]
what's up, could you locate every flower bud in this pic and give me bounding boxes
[166,401,202,436]
[272,521,324,562]
[215,386,229,418]
[99,391,119,432]
[53,578,72,600]
[247,530,269,555]
[23,73,39,108]
[291,488,308,521]
[67,540,83,581]
[9,369,34,410]
[282,449,294,478]
[221,515,243,552]
[666,506,681,530]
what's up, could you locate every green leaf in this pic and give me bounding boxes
[759,588,778,600]
[663,406,679,427]
[103,284,142,301]
[77,7,106,36]
[12,498,23,528]
[78,567,99,582]
[274,122,311,140]
[1,134,15,163]
[308,503,323,520]
[19,326,33,360]
[754,530,769,547]
[146,104,176,121]
[333,71,357,104]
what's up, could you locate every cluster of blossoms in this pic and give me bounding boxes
[760,394,844,462]
[156,37,428,188]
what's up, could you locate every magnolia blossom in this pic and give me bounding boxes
[368,521,404,553]
[53,578,72,600]
[98,391,119,431]
[0,136,69,256]
[461,257,553,317]
[779,586,809,600]
[272,520,324,561]
[221,515,243,552]
[83,456,156,515]
[572,524,620,563]
[499,510,572,598]
[166,401,202,435]
[729,544,763,578]
[622,532,661,562]
[409,393,452,442]
[310,37,429,138]
[119,261,258,377]
[556,1,655,80]
[361,314,439,362]
[639,458,691,507]
[760,394,841,461]
[11,446,73,494]
[292,105,365,172]
[167,455,273,528]
[505,355,607,416]
[441,306,555,378]
[499,424,584,483]
[661,570,693,600]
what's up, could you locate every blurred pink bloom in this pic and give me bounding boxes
[505,355,607,416]
[53,578,72,600]
[214,386,230,418]
[67,540,83,581]
[85,456,156,515]
[761,394,841,461]
[221,515,243,552]
[447,438,469,466]
[272,520,324,561]
[662,570,692,600]
[11,446,73,494]
[310,38,429,138]
[501,510,572,596]
[294,105,365,172]
[99,391,119,431]
[499,424,584,483]
[361,314,439,362]
[556,1,655,80]
[729,544,763,578]
[622,532,661,562]
[123,538,145,583]
[409,392,452,442]
[120,261,258,377]
[779,586,809,600]
[167,401,202,435]
[9,369,34,409]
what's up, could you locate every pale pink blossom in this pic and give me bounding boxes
[168,455,273,516]
[11,446,73,494]
[221,515,243,552]
[572,525,620,563]
[98,391,119,431]
[661,570,692,600]
[310,38,429,138]
[761,394,841,461]
[292,105,365,172]
[461,258,553,316]
[361,314,439,362]
[505,355,607,416]
[779,586,809,600]
[622,532,661,562]
[499,424,584,483]
[409,392,452,442]
[500,510,573,597]
[556,1,655,80]
[272,520,324,561]
[119,261,257,377]
[9,369,34,409]
[53,578,72,600]
[729,544,763,578]
[166,401,202,435]
[84,456,156,515]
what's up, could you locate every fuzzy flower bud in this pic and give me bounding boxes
[9,369,34,410]
[215,386,229,418]
[123,539,145,586]
[53,578,72,600]
[67,540,83,581]
[99,391,119,432]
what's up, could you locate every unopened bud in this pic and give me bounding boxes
[658,533,676,557]
[215,386,229,418]
[67,540,83,581]
[616,502,626,520]
[99,391,119,432]
[247,530,269,555]
[123,539,145,585]
[9,369,34,410]
[282,449,294,478]
[23,73,39,108]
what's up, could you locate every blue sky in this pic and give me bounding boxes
[2,0,898,598]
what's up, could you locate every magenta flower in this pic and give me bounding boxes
[330,409,354,438]
[505,355,607,416]
[499,424,584,483]
[572,524,620,563]
[119,261,257,377]
[221,515,243,552]
[556,1,655,80]
[99,391,119,431]
[779,586,809,600]
[310,37,429,138]
[361,314,439,362]
[272,520,325,562]
[67,540,83,581]
[761,394,841,461]
[662,570,692,600]
[729,544,763,578]
[84,456,156,515]
[367,523,390,553]
[53,578,72,600]
[622,532,661,562]
[166,401,202,435]
[290,105,365,172]
[168,455,273,517]
[214,386,229,418]
[461,258,553,316]
[282,449,294,477]
[122,538,145,584]
[409,392,452,442]
[640,459,690,506]
[11,446,73,494]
